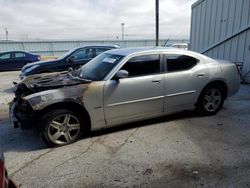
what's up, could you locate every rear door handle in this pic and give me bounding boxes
[197,73,205,77]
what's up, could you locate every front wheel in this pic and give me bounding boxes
[40,109,84,147]
[196,85,224,115]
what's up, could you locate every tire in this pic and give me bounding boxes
[196,84,225,116]
[40,109,85,147]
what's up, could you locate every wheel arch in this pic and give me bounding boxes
[37,101,91,132]
[195,80,227,115]
[201,80,228,100]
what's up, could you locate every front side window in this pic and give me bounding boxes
[72,48,93,60]
[120,54,160,77]
[14,52,26,58]
[165,54,198,72]
[0,53,11,60]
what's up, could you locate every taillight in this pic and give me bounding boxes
[0,160,5,188]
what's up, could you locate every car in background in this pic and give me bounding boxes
[0,147,17,188]
[0,51,41,71]
[20,45,119,79]
[165,43,188,50]
[10,47,240,147]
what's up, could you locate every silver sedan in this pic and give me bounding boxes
[10,47,240,146]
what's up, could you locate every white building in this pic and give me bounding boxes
[190,0,250,83]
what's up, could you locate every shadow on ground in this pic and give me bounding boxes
[2,86,15,94]
[89,110,197,138]
[1,110,197,153]
[0,117,46,153]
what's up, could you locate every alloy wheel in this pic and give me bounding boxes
[203,88,222,112]
[47,114,81,145]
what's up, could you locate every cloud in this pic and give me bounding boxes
[0,0,196,40]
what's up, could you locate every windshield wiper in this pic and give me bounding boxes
[67,69,92,83]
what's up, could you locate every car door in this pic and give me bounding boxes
[163,53,209,113]
[52,48,93,72]
[103,54,165,126]
[70,48,93,67]
[0,52,12,71]
[13,52,28,69]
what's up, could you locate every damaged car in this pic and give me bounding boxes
[9,47,240,147]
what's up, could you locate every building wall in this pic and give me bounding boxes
[0,39,188,57]
[190,0,250,83]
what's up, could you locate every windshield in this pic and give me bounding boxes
[57,48,76,60]
[79,53,124,81]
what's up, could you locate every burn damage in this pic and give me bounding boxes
[16,72,84,95]
[10,71,91,129]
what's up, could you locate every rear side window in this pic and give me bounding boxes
[95,48,109,56]
[166,55,198,72]
[15,52,26,58]
[121,54,160,77]
[72,48,93,59]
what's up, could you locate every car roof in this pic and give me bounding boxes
[0,51,30,54]
[172,43,188,46]
[78,45,118,49]
[106,47,195,56]
[67,45,119,52]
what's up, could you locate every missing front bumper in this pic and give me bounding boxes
[9,100,37,129]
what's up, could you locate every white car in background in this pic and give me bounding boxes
[165,43,188,50]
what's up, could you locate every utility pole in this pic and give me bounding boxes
[121,23,125,40]
[155,0,159,46]
[5,28,8,41]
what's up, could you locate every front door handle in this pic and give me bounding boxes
[152,78,161,83]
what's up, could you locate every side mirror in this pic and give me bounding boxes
[114,70,129,80]
[68,56,76,63]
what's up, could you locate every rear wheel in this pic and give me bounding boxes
[196,85,224,115]
[40,109,84,147]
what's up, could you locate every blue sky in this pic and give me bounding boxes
[0,0,196,40]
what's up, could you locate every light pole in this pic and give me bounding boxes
[155,0,159,46]
[121,23,125,40]
[5,28,8,41]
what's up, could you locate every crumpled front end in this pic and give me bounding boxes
[9,95,38,129]
[9,72,89,129]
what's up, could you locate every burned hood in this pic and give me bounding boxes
[15,72,87,97]
[22,72,83,89]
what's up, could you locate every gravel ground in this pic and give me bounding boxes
[0,71,250,188]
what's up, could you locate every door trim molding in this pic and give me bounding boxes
[106,95,164,107]
[166,90,196,97]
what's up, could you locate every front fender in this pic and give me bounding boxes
[23,85,88,111]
